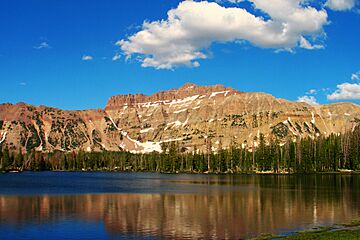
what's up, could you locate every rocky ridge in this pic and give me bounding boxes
[1,83,360,153]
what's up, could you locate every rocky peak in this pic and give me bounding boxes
[1,82,360,154]
[105,83,237,110]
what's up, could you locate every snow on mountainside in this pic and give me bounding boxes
[1,83,360,153]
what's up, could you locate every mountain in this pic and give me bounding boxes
[1,83,360,154]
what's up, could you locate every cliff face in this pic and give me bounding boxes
[1,83,360,153]
[105,83,232,110]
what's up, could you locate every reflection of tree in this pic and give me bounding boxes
[0,175,359,239]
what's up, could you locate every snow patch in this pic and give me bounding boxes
[192,106,200,110]
[138,95,200,109]
[345,113,351,116]
[174,108,187,114]
[0,132,7,144]
[102,117,162,153]
[210,91,230,98]
[162,137,184,143]
[139,102,161,108]
[165,120,183,130]
[119,142,126,150]
[128,137,184,154]
[108,116,130,136]
[311,112,316,124]
[100,143,107,150]
[108,117,120,130]
[140,128,154,133]
[288,126,298,136]
[168,95,199,106]
[129,140,162,154]
[183,117,189,127]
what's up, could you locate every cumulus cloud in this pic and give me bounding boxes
[297,95,319,105]
[327,82,360,100]
[82,55,93,61]
[34,41,50,49]
[325,0,356,11]
[118,0,328,69]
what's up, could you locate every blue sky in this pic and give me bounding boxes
[0,0,359,110]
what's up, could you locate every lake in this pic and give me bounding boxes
[0,172,359,239]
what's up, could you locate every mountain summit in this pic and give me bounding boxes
[1,83,359,153]
[105,83,236,110]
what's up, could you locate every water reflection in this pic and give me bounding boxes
[0,174,359,239]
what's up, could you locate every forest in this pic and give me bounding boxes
[0,124,359,174]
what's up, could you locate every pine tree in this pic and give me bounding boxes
[2,146,10,170]
[0,147,3,170]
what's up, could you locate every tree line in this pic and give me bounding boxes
[1,125,359,173]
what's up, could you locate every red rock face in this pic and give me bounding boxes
[1,83,360,153]
[105,83,237,109]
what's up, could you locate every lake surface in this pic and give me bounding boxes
[0,172,359,239]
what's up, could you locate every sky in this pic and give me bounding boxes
[0,0,359,110]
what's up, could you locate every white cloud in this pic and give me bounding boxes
[297,95,319,105]
[82,55,93,61]
[118,0,328,69]
[299,36,324,50]
[325,0,356,11]
[220,0,242,3]
[307,89,318,94]
[34,41,50,49]
[351,71,360,80]
[112,54,121,62]
[327,82,360,100]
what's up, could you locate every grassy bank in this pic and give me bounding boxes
[253,218,360,240]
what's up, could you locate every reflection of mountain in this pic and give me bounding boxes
[0,175,359,239]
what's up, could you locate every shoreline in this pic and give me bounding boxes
[253,218,360,240]
[2,169,360,175]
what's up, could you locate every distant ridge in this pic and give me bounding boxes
[1,83,360,153]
